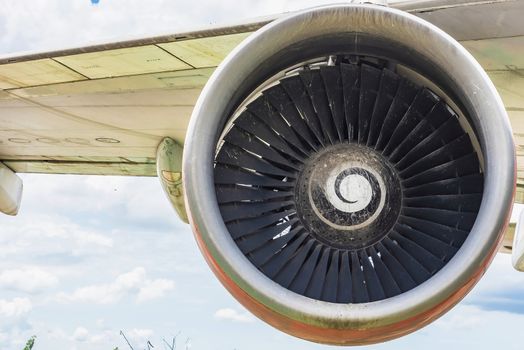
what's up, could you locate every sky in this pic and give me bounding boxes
[0,1,522,350]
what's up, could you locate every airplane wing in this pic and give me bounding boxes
[0,0,522,224]
[0,0,521,177]
[0,20,265,176]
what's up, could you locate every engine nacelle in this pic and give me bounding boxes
[183,4,515,345]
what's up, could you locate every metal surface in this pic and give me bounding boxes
[0,162,22,215]
[513,210,524,271]
[184,4,515,344]
[0,67,214,176]
[399,0,524,41]
[156,138,188,223]
[500,222,515,253]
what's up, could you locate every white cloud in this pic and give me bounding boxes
[214,308,255,323]
[114,267,147,290]
[405,304,524,350]
[0,298,32,318]
[471,253,524,296]
[126,328,154,343]
[47,327,68,340]
[75,232,113,249]
[0,268,58,293]
[57,267,144,304]
[137,278,175,303]
[0,298,33,350]
[433,304,484,331]
[72,327,89,342]
[69,326,116,345]
[57,267,174,304]
[88,330,115,344]
[95,318,106,329]
[0,214,114,260]
[85,176,176,223]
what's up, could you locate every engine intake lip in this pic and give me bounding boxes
[183,3,515,344]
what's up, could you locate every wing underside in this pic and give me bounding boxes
[0,27,255,176]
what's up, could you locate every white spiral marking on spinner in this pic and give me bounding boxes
[326,172,373,213]
[309,162,387,230]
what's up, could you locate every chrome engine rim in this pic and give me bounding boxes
[184,3,514,332]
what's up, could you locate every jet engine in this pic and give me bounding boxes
[182,4,515,345]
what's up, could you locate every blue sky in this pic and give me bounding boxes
[0,1,522,350]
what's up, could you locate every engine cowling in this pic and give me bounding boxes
[183,4,515,345]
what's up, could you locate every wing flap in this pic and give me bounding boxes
[54,45,191,79]
[0,58,87,89]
